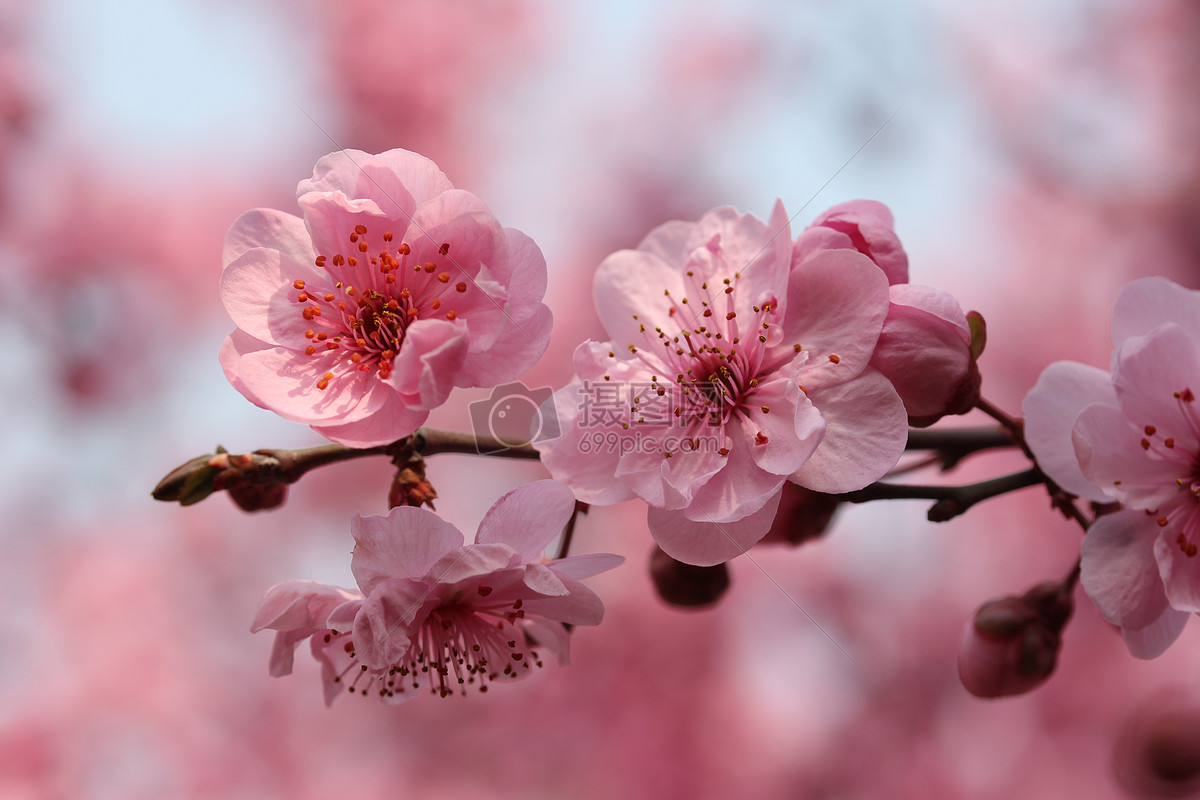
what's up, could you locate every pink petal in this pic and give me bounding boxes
[738,377,825,475]
[224,208,315,269]
[1081,509,1173,630]
[550,553,626,579]
[1074,402,1183,510]
[523,563,569,596]
[297,192,395,259]
[461,303,553,387]
[219,330,271,409]
[649,489,783,567]
[518,576,608,626]
[474,479,576,558]
[679,433,787,522]
[791,368,906,493]
[251,580,362,633]
[1112,324,1200,453]
[785,249,890,388]
[636,219,694,265]
[534,372,638,506]
[1154,531,1200,613]
[1022,361,1117,503]
[687,202,790,304]
[220,248,319,347]
[427,543,518,584]
[234,346,389,425]
[1120,606,1190,660]
[1111,277,1200,349]
[310,391,431,447]
[593,248,688,343]
[350,507,464,594]
[352,578,427,670]
[387,318,470,407]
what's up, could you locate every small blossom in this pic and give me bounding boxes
[794,200,980,426]
[537,201,906,566]
[250,480,622,704]
[220,148,553,447]
[1024,277,1200,657]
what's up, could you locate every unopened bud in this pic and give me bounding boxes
[957,580,1073,699]
[650,546,730,608]
[228,482,288,512]
[759,482,840,546]
[152,448,227,505]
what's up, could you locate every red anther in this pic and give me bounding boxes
[437,272,451,283]
[438,242,450,255]
[354,224,367,235]
[431,298,442,310]
[446,310,458,321]
[455,282,467,293]
[293,279,306,290]
[423,262,436,273]
[828,354,840,364]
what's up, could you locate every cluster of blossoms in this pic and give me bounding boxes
[197,146,1200,705]
[211,148,986,702]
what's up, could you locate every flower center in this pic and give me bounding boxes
[328,592,542,700]
[601,239,786,456]
[1133,387,1200,557]
[288,224,469,390]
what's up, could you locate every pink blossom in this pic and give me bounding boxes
[536,202,906,566]
[794,200,979,425]
[1023,277,1200,657]
[251,480,622,704]
[220,148,552,447]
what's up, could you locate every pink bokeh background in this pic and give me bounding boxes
[4,1,1200,797]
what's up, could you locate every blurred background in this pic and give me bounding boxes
[3,0,1200,797]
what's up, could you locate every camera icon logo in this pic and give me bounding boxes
[468,382,561,454]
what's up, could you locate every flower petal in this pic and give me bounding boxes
[1081,509,1173,630]
[474,479,576,557]
[786,248,890,388]
[351,507,464,594]
[1111,276,1200,349]
[791,368,906,493]
[224,208,315,268]
[1154,531,1200,614]
[1074,402,1183,509]
[1023,361,1116,503]
[650,489,783,567]
[1112,323,1200,453]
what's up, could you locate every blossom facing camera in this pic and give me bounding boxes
[250,480,622,704]
[536,201,907,567]
[1024,277,1200,657]
[793,200,981,426]
[220,149,553,447]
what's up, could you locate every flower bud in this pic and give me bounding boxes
[872,287,983,427]
[650,546,730,608]
[759,482,840,547]
[227,482,288,512]
[152,450,224,506]
[957,580,1073,699]
[792,200,909,285]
